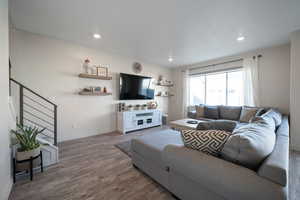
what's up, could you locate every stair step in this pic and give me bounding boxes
[37,137,59,167]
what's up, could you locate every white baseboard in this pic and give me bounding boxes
[291,144,300,152]
[0,178,12,200]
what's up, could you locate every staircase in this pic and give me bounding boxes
[10,78,59,166]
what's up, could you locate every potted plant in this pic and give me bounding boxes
[11,124,45,161]
[142,104,147,110]
[127,105,133,111]
[135,104,141,110]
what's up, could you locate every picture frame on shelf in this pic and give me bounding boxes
[96,66,108,77]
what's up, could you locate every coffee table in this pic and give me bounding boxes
[169,118,204,131]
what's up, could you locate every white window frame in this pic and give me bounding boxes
[189,67,243,106]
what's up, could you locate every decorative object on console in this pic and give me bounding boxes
[142,104,147,110]
[147,101,158,109]
[118,103,126,112]
[132,62,143,74]
[135,104,141,110]
[127,105,133,111]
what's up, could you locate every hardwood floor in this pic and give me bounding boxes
[9,127,299,200]
[9,127,175,200]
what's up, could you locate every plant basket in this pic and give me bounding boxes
[16,146,40,161]
[15,146,41,171]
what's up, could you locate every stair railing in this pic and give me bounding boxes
[10,78,58,146]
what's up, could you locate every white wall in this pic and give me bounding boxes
[0,0,12,199]
[10,29,172,142]
[290,30,300,151]
[169,44,291,120]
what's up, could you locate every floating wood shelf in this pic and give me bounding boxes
[78,73,112,80]
[79,91,112,96]
[156,95,174,97]
[156,84,174,87]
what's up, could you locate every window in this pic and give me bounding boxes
[189,70,244,106]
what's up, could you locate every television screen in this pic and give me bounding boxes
[119,73,154,100]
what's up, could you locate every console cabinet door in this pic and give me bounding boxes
[123,112,135,130]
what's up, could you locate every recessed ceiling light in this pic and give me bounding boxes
[168,57,173,62]
[237,36,245,41]
[93,33,101,39]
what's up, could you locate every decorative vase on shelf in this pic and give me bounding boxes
[83,58,90,74]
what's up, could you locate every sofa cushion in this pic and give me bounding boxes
[195,105,205,119]
[131,129,183,168]
[196,120,237,132]
[239,106,260,122]
[204,105,219,119]
[221,117,276,170]
[261,109,282,127]
[181,129,231,156]
[258,116,289,186]
[219,106,242,121]
[163,145,288,200]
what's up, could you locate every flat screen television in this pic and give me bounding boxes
[119,73,154,100]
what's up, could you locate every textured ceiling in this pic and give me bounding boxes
[10,0,300,67]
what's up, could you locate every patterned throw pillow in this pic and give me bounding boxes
[181,129,232,156]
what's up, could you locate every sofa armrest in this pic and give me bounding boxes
[258,117,289,186]
[163,145,287,200]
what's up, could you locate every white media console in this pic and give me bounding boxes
[117,109,162,134]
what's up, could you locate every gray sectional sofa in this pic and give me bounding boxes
[188,105,266,126]
[131,108,289,200]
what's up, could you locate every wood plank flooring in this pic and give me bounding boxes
[9,127,300,200]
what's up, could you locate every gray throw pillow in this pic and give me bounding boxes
[204,105,219,119]
[219,106,242,121]
[239,106,259,122]
[221,117,276,170]
[195,104,205,119]
[197,120,237,133]
[181,129,232,156]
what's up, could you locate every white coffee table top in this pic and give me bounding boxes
[170,118,204,130]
